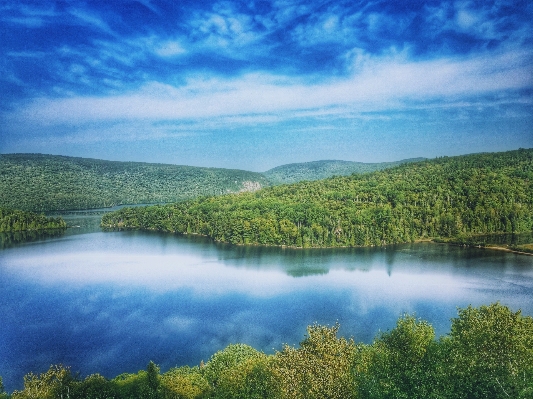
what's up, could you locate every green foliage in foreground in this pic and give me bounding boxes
[5,303,533,399]
[0,207,66,233]
[102,148,533,248]
[0,154,270,212]
[263,158,425,185]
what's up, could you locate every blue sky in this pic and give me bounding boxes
[1,0,532,171]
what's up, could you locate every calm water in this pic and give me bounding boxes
[1,213,532,391]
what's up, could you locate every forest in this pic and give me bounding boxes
[0,154,427,213]
[0,207,66,233]
[2,303,532,399]
[101,148,533,248]
[0,154,269,212]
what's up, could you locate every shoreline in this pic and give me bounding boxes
[101,226,533,256]
[484,245,533,256]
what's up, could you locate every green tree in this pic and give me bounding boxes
[212,355,281,399]
[71,374,117,399]
[160,366,210,399]
[275,323,357,399]
[446,303,533,398]
[0,376,9,399]
[355,315,438,399]
[147,361,161,398]
[202,344,263,390]
[11,365,74,399]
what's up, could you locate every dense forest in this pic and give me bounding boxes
[263,158,425,185]
[0,154,427,213]
[0,207,66,233]
[2,303,532,399]
[0,154,269,212]
[101,149,533,248]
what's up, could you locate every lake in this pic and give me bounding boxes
[1,210,532,391]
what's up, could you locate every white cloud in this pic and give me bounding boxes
[12,47,532,126]
[68,7,116,36]
[1,3,58,27]
[187,7,261,51]
[155,40,187,57]
[3,245,470,302]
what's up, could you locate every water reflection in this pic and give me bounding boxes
[0,229,66,249]
[1,229,532,392]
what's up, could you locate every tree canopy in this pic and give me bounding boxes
[0,154,269,212]
[102,148,533,248]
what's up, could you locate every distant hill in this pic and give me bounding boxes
[0,154,270,212]
[263,158,426,185]
[102,149,533,248]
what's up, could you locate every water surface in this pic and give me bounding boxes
[1,219,532,391]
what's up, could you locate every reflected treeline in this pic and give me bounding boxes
[440,232,533,254]
[218,241,383,276]
[0,229,66,249]
[457,232,533,246]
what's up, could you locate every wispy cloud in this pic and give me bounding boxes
[67,7,117,37]
[1,0,531,166]
[12,47,531,125]
[1,3,58,27]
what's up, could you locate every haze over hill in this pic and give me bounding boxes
[264,158,426,185]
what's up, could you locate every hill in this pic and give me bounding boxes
[0,154,270,212]
[102,149,533,248]
[263,158,426,184]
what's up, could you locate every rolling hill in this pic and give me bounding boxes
[0,154,270,212]
[102,148,533,248]
[263,158,426,184]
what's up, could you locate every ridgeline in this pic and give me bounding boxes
[0,154,269,212]
[101,148,533,248]
[0,154,427,213]
[263,158,425,185]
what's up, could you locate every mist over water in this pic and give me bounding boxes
[1,224,532,391]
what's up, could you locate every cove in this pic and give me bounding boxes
[1,216,532,392]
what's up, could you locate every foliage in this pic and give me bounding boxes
[210,355,281,399]
[160,366,210,399]
[0,207,66,233]
[445,303,533,398]
[0,154,269,212]
[263,158,425,185]
[103,148,533,248]
[6,303,533,398]
[201,344,263,390]
[0,376,9,399]
[275,323,357,399]
[355,316,440,399]
[71,373,118,399]
[11,365,73,399]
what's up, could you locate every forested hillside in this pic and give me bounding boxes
[263,158,425,184]
[4,303,533,399]
[102,149,533,248]
[0,154,269,212]
[0,207,66,232]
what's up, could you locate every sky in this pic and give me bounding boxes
[1,0,532,171]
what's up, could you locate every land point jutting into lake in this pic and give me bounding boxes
[100,149,533,251]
